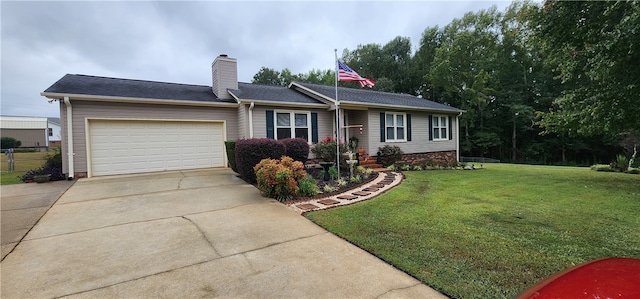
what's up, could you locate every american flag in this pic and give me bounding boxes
[338,60,375,88]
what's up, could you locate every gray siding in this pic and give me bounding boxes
[250,105,333,140]
[367,109,457,155]
[237,104,248,138]
[0,129,46,148]
[345,110,369,152]
[68,100,238,176]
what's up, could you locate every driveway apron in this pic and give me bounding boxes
[0,168,446,298]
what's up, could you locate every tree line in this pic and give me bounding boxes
[252,0,639,166]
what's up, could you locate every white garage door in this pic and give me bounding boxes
[89,120,224,176]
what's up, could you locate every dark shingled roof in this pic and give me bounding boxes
[229,83,324,105]
[43,74,236,103]
[42,74,463,113]
[295,82,463,113]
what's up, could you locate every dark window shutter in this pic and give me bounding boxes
[428,115,433,141]
[311,112,318,143]
[449,116,453,140]
[380,112,386,142]
[266,110,274,139]
[406,114,412,141]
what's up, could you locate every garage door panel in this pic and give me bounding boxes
[89,120,224,176]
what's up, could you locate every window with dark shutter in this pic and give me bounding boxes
[270,110,313,142]
[407,114,412,141]
[382,112,407,142]
[448,116,453,140]
[428,115,433,141]
[311,112,318,143]
[431,115,449,141]
[380,112,386,142]
[266,110,274,139]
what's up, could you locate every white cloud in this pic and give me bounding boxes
[1,0,515,117]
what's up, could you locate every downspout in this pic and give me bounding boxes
[63,97,74,180]
[248,102,255,138]
[456,112,462,162]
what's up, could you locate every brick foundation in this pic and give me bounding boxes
[397,151,458,167]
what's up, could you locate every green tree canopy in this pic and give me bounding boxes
[252,67,333,86]
[535,0,640,136]
[249,0,633,165]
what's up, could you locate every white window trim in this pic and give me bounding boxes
[274,110,312,142]
[385,112,407,142]
[432,115,448,141]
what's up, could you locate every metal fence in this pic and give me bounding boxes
[1,148,49,173]
[460,156,501,163]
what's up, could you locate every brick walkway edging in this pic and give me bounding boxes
[287,171,403,214]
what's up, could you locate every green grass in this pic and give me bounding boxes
[1,151,48,185]
[305,164,640,299]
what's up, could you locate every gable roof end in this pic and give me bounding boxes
[229,82,326,108]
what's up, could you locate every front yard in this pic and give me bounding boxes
[1,151,49,185]
[305,164,640,299]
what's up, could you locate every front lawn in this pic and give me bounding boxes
[305,164,640,299]
[1,151,49,185]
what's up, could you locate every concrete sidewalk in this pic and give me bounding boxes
[0,169,447,298]
[1,179,75,260]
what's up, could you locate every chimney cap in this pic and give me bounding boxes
[219,54,228,57]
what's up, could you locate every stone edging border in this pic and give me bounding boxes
[286,171,403,214]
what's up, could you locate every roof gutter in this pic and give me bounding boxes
[63,97,74,180]
[338,100,465,114]
[237,99,326,109]
[40,92,239,108]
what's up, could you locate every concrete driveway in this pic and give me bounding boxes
[1,179,74,260]
[1,168,446,298]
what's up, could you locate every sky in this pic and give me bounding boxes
[1,0,515,118]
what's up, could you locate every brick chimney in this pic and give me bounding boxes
[211,54,238,100]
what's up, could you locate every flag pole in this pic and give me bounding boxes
[334,49,340,175]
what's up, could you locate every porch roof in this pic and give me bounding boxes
[293,82,463,113]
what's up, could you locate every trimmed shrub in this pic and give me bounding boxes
[235,138,285,183]
[1,137,21,149]
[254,156,307,201]
[591,164,615,172]
[297,175,321,196]
[281,138,310,163]
[377,145,403,167]
[19,147,64,182]
[224,140,237,173]
[45,147,63,168]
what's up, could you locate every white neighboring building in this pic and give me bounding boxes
[0,115,62,148]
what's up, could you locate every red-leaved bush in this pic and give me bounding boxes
[235,138,285,183]
[280,138,310,163]
[254,156,307,201]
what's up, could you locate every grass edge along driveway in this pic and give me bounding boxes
[306,164,640,299]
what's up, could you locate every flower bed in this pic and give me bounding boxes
[284,165,379,203]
